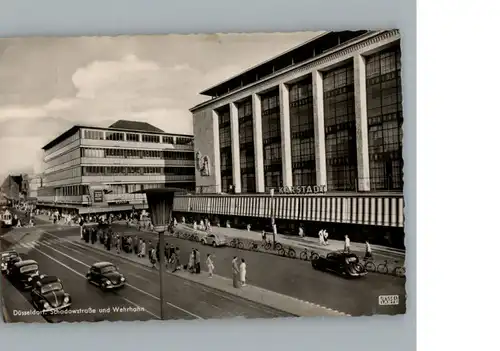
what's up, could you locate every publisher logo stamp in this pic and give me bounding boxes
[378,295,399,306]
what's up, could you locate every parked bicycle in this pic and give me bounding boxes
[229,238,245,250]
[248,241,268,251]
[377,259,405,277]
[360,257,376,272]
[299,248,319,261]
[277,246,296,259]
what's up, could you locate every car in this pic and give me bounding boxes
[9,259,40,289]
[1,251,19,273]
[200,233,227,247]
[86,262,126,290]
[30,275,72,314]
[311,251,367,278]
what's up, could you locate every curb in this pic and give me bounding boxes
[72,239,349,317]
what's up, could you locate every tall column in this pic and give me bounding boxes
[212,110,222,194]
[312,70,327,190]
[353,54,371,192]
[229,102,241,193]
[279,83,293,187]
[252,94,265,193]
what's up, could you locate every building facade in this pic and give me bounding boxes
[27,175,42,200]
[37,120,195,214]
[173,30,405,248]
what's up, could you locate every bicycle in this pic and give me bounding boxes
[248,241,267,251]
[299,248,319,261]
[360,257,376,272]
[377,259,406,277]
[277,246,296,259]
[229,238,245,250]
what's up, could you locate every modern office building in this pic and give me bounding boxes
[37,120,195,214]
[27,174,42,201]
[173,30,405,247]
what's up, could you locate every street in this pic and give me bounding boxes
[1,222,292,322]
[1,212,406,318]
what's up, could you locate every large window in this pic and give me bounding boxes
[218,107,232,192]
[105,132,124,141]
[289,79,316,187]
[238,99,255,193]
[366,47,403,191]
[82,130,104,140]
[261,90,282,191]
[143,134,160,143]
[126,133,140,142]
[323,64,357,190]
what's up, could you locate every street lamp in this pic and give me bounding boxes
[136,187,187,320]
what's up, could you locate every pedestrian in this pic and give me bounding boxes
[323,230,329,245]
[188,249,195,273]
[344,234,351,253]
[206,254,215,277]
[298,226,304,238]
[364,240,372,259]
[239,258,247,286]
[262,230,267,244]
[149,247,157,269]
[231,256,240,288]
[172,247,181,273]
[195,249,201,274]
[318,229,325,245]
[79,217,85,239]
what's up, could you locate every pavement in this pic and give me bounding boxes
[1,227,294,323]
[2,210,406,319]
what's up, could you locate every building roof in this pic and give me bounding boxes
[41,121,193,150]
[197,30,369,100]
[108,120,165,133]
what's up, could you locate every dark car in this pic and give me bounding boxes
[9,259,40,289]
[86,262,126,290]
[30,275,72,314]
[1,251,19,274]
[311,251,367,278]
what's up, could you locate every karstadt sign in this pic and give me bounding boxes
[276,185,327,194]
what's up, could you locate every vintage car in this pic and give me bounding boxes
[86,262,126,290]
[1,250,19,273]
[200,232,227,247]
[30,275,72,313]
[9,259,40,289]
[311,251,367,278]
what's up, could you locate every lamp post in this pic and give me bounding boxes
[270,188,276,248]
[139,187,186,320]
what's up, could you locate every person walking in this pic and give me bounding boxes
[231,256,240,288]
[195,249,201,274]
[364,240,372,259]
[318,229,325,245]
[344,234,351,253]
[206,254,215,277]
[239,258,247,286]
[172,247,181,273]
[149,247,157,269]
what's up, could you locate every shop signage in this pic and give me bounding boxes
[93,190,103,203]
[277,185,327,194]
[108,200,129,205]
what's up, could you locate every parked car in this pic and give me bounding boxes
[1,251,19,274]
[200,233,227,247]
[311,251,367,278]
[86,262,126,290]
[31,275,72,314]
[9,259,40,289]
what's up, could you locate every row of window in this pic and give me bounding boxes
[82,129,193,145]
[82,166,194,176]
[81,147,195,161]
[214,46,403,192]
[38,183,184,198]
[44,132,79,158]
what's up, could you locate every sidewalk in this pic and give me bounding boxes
[70,236,348,317]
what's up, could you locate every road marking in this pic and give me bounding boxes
[20,243,160,320]
[34,237,202,320]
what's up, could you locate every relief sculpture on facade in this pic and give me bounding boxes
[195,151,211,176]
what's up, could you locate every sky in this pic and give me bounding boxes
[0,31,321,179]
